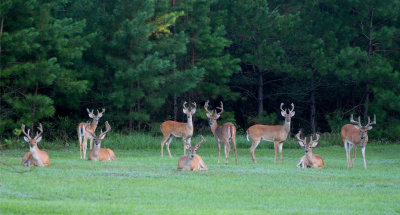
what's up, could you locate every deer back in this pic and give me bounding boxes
[161,120,193,138]
[340,124,368,146]
[247,124,289,142]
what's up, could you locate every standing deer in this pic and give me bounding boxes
[77,108,105,159]
[160,101,197,158]
[204,100,238,165]
[177,135,208,171]
[246,103,295,164]
[341,114,376,169]
[86,121,116,161]
[295,130,324,169]
[21,124,50,167]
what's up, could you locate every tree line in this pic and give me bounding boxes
[1,0,400,141]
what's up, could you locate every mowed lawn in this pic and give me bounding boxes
[1,143,399,214]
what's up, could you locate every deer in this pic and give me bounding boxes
[246,103,295,164]
[204,100,238,165]
[21,123,50,167]
[295,130,324,169]
[86,121,116,161]
[177,135,208,171]
[160,101,197,158]
[341,114,376,169]
[77,108,105,159]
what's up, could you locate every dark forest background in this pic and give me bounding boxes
[1,0,400,142]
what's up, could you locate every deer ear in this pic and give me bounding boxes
[100,134,106,139]
[98,113,103,118]
[297,141,305,147]
[183,108,188,114]
[185,144,191,150]
[206,113,212,118]
[290,111,295,117]
[35,136,42,143]
[281,111,286,117]
[195,144,201,149]
[353,125,361,129]
[23,136,30,143]
[367,126,373,130]
[190,108,196,114]
[215,114,220,120]
[88,113,94,118]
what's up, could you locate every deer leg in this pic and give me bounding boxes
[249,139,260,163]
[89,138,93,150]
[232,136,238,165]
[160,135,170,157]
[79,137,83,159]
[166,136,174,158]
[352,144,357,168]
[274,142,278,164]
[225,140,231,165]
[217,138,221,164]
[361,146,367,169]
[185,138,191,156]
[83,136,88,160]
[344,140,350,168]
[278,142,283,164]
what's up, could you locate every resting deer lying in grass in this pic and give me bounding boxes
[77,108,105,159]
[86,121,116,161]
[177,136,208,171]
[295,130,324,169]
[204,100,238,165]
[21,124,50,167]
[161,101,197,158]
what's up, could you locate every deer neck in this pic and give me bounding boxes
[186,117,193,131]
[283,121,291,135]
[89,120,98,131]
[30,146,43,166]
[210,120,218,135]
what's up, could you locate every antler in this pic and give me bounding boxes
[311,133,320,143]
[99,121,111,138]
[289,103,295,113]
[86,108,94,114]
[295,130,306,143]
[366,114,376,126]
[191,102,197,109]
[350,114,361,127]
[21,124,32,139]
[195,135,206,148]
[97,108,105,115]
[216,101,224,115]
[183,101,188,110]
[280,103,285,112]
[34,123,43,140]
[204,100,213,115]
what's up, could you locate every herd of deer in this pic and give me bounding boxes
[20,101,376,170]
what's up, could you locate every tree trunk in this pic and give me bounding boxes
[256,66,263,120]
[310,72,316,134]
[172,0,178,121]
[364,8,374,119]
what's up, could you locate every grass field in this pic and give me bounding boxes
[0,137,399,214]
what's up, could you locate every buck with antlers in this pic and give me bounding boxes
[246,103,295,164]
[86,121,116,161]
[177,135,208,171]
[160,101,197,158]
[204,100,237,165]
[295,130,324,169]
[341,114,376,169]
[77,108,105,159]
[21,124,50,167]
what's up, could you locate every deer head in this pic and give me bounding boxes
[295,130,320,153]
[21,124,43,150]
[350,114,376,141]
[185,135,205,159]
[87,108,106,124]
[204,100,224,127]
[280,103,295,123]
[85,121,111,148]
[183,101,197,120]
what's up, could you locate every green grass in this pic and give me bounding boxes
[1,139,400,214]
